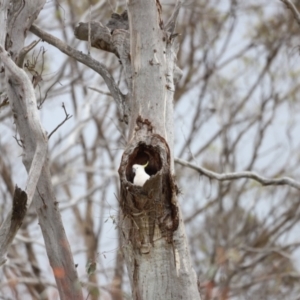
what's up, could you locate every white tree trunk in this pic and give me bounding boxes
[0,1,83,298]
[118,1,201,299]
[63,0,201,298]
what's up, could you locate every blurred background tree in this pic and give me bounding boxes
[1,0,300,299]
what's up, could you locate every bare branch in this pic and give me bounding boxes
[0,186,27,266]
[17,39,41,67]
[12,134,23,148]
[60,180,113,211]
[175,157,300,191]
[74,21,115,54]
[281,0,300,27]
[30,24,129,123]
[0,45,47,265]
[0,45,47,203]
[0,276,56,289]
[88,86,112,97]
[88,6,92,56]
[48,103,72,140]
[24,46,46,89]
[15,234,46,248]
[165,0,182,34]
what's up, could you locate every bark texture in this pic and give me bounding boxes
[0,0,83,299]
[119,117,179,251]
[119,1,199,298]
[0,186,27,266]
[75,0,200,298]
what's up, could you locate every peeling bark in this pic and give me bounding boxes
[74,1,200,298]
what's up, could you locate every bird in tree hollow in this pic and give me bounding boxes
[132,162,150,186]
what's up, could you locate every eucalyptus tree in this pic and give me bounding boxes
[1,0,300,300]
[0,0,200,299]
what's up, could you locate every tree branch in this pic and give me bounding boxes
[0,45,47,204]
[74,13,132,92]
[0,186,27,266]
[74,21,115,54]
[29,24,128,123]
[280,0,300,27]
[48,103,72,140]
[0,45,47,266]
[165,0,182,34]
[175,157,300,190]
[17,39,41,67]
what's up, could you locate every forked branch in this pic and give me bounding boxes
[0,45,47,266]
[281,0,300,27]
[48,103,72,140]
[30,24,128,123]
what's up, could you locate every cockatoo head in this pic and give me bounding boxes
[132,162,150,186]
[132,161,148,173]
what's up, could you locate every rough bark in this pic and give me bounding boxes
[32,23,128,124]
[0,0,83,299]
[75,0,200,299]
[0,185,27,266]
[118,1,200,297]
[75,0,200,298]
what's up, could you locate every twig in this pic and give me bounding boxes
[23,46,46,88]
[0,276,56,288]
[280,0,300,27]
[88,5,92,55]
[175,157,300,191]
[15,234,45,248]
[29,24,128,123]
[60,182,110,211]
[17,39,41,67]
[48,103,72,140]
[38,78,61,109]
[12,134,23,148]
[88,86,112,96]
[165,0,182,35]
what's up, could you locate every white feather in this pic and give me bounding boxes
[132,164,150,186]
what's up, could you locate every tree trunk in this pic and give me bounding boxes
[117,1,201,299]
[0,0,83,299]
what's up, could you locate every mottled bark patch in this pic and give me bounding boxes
[118,117,179,253]
[11,185,27,229]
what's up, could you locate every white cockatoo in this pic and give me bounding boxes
[132,162,150,186]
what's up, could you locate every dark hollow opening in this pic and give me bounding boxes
[126,143,162,183]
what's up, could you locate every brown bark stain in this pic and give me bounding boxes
[11,186,27,222]
[156,0,164,29]
[133,259,142,300]
[119,116,179,254]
